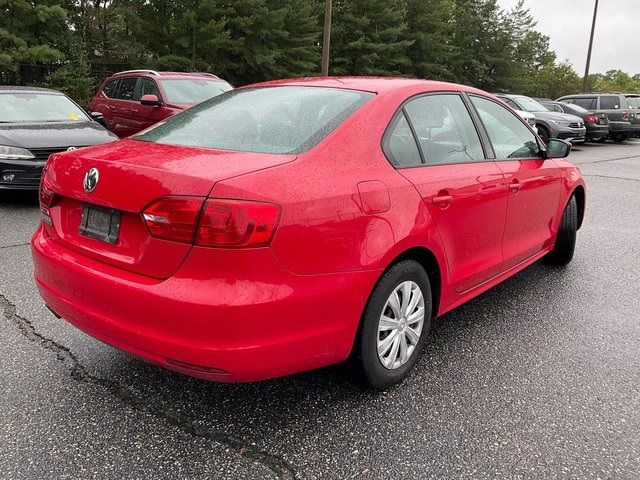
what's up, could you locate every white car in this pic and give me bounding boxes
[515,109,537,133]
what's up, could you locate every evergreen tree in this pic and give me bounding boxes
[330,0,411,76]
[405,0,455,81]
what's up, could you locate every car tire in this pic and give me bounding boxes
[546,195,578,266]
[612,132,629,143]
[352,260,432,390]
[590,136,606,143]
[537,125,550,144]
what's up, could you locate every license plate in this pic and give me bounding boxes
[78,204,121,244]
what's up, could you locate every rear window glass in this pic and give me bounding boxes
[136,86,374,154]
[600,95,623,109]
[573,97,596,109]
[627,96,640,108]
[116,78,137,100]
[102,79,119,98]
[160,79,233,104]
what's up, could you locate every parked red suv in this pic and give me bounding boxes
[87,70,233,137]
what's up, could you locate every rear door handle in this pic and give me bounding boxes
[432,194,453,207]
[508,180,521,193]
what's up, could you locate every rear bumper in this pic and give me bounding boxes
[0,159,45,190]
[31,225,380,382]
[585,124,609,138]
[609,121,631,134]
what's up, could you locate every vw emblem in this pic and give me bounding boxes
[67,146,77,152]
[83,168,99,193]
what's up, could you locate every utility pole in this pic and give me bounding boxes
[321,0,332,76]
[582,0,599,93]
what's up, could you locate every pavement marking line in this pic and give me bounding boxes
[0,292,299,480]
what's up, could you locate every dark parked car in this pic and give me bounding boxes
[496,94,586,144]
[0,86,116,190]
[87,70,233,137]
[541,101,609,142]
[556,93,638,141]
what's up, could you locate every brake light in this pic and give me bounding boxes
[196,199,281,248]
[142,196,204,243]
[622,111,630,121]
[39,173,56,225]
[585,115,598,124]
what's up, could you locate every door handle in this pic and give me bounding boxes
[508,180,521,193]
[132,108,139,113]
[432,194,453,207]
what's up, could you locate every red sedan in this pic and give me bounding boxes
[32,78,586,389]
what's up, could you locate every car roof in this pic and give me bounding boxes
[109,70,222,80]
[244,76,490,96]
[0,86,63,95]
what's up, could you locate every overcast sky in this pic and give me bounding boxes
[497,0,640,75]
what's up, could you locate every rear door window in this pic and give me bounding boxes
[471,96,539,159]
[574,97,596,109]
[102,79,120,98]
[403,94,485,165]
[116,78,137,101]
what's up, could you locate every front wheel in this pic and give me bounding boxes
[546,195,578,266]
[537,125,550,144]
[353,260,432,389]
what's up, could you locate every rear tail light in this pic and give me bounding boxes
[622,111,630,121]
[142,197,281,248]
[196,199,281,248]
[39,173,56,226]
[586,115,598,124]
[142,196,204,243]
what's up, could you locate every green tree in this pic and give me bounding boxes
[44,42,96,104]
[405,0,455,81]
[0,0,69,81]
[330,0,411,76]
[526,61,581,99]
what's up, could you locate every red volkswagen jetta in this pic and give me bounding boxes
[32,78,586,389]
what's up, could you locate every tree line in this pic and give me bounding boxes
[1,0,639,104]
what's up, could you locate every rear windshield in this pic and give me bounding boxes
[514,96,549,112]
[0,93,89,123]
[136,86,374,154]
[562,103,590,115]
[160,79,233,104]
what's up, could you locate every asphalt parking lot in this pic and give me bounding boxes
[1,140,639,479]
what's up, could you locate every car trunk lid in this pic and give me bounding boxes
[42,139,295,278]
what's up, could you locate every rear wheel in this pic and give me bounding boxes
[353,260,432,390]
[612,132,629,143]
[546,195,578,266]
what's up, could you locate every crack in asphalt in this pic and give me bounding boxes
[0,242,30,250]
[0,293,298,480]
[574,153,640,165]
[583,174,640,183]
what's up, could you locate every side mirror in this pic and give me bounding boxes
[140,94,161,106]
[90,111,108,127]
[543,138,572,159]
